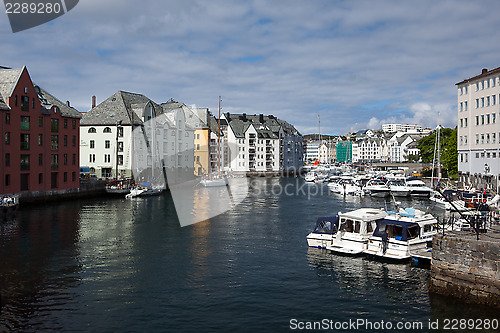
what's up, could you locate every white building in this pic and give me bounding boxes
[382,123,423,133]
[304,141,320,163]
[80,91,194,185]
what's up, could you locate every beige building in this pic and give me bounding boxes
[457,67,500,186]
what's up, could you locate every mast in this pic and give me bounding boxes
[217,96,221,174]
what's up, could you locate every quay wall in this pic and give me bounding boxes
[18,179,107,204]
[429,232,500,307]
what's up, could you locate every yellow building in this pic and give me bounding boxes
[194,127,210,176]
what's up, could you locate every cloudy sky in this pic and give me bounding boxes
[2,0,500,135]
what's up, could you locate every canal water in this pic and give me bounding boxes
[0,177,497,332]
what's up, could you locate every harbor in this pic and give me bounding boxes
[1,177,499,332]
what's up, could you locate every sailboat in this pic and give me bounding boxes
[201,96,228,187]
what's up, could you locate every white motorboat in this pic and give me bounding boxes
[328,177,363,196]
[325,208,388,255]
[125,183,163,198]
[387,179,411,197]
[406,179,432,197]
[364,179,391,197]
[364,208,437,260]
[306,216,340,248]
[304,172,316,182]
[429,190,467,211]
[200,173,228,187]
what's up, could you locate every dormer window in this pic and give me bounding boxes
[88,127,97,133]
[103,127,112,133]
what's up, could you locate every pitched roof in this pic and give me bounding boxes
[456,66,500,85]
[0,67,22,100]
[36,86,82,118]
[81,91,151,126]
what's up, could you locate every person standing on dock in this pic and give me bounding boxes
[382,229,389,254]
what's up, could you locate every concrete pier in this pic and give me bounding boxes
[429,227,500,307]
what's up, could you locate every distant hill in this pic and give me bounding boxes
[303,134,337,140]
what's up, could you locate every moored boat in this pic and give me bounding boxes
[325,208,388,255]
[364,179,391,197]
[364,208,437,260]
[406,179,432,197]
[306,216,340,248]
[0,194,19,221]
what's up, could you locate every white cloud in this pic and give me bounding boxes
[1,0,498,135]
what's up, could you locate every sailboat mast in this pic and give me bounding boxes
[217,96,221,174]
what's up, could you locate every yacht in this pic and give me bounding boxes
[364,179,391,197]
[125,183,163,198]
[304,172,316,182]
[387,179,411,197]
[328,177,363,196]
[364,208,437,260]
[306,216,340,248]
[406,179,432,197]
[325,208,388,255]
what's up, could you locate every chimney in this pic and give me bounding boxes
[92,95,96,108]
[66,100,70,107]
[242,113,247,122]
[225,112,231,121]
[482,68,488,74]
[259,114,264,123]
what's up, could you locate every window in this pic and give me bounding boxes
[21,96,29,111]
[475,134,479,144]
[105,140,110,149]
[103,127,112,133]
[72,154,76,165]
[39,173,43,184]
[51,119,59,132]
[118,141,123,152]
[39,153,43,166]
[88,127,96,133]
[39,116,43,127]
[494,95,497,105]
[481,134,484,144]
[20,116,30,131]
[32,98,35,109]
[63,135,68,147]
[118,155,123,165]
[493,114,496,124]
[476,116,479,125]
[460,119,463,128]
[72,120,76,129]
[63,172,67,182]
[20,154,30,171]
[464,118,468,127]
[90,140,95,149]
[460,102,463,112]
[117,127,123,137]
[89,154,95,163]
[464,101,468,110]
[5,113,10,124]
[5,174,10,187]
[72,135,76,147]
[493,133,496,144]
[5,153,10,167]
[51,154,58,170]
[38,134,43,146]
[487,114,490,124]
[63,153,68,165]
[51,135,59,150]
[476,99,479,108]
[20,133,30,150]
[481,115,485,125]
[486,134,490,144]
[72,172,76,182]
[481,97,485,107]
[5,132,10,145]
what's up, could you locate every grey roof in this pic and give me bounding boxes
[224,113,281,139]
[0,67,22,101]
[161,100,208,129]
[276,119,302,137]
[36,86,82,118]
[81,91,156,126]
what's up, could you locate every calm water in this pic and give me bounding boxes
[0,178,497,332]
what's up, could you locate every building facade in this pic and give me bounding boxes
[0,66,81,196]
[457,67,500,188]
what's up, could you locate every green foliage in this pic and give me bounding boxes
[417,127,458,179]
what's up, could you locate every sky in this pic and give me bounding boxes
[2,0,500,135]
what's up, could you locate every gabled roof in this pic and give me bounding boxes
[0,67,23,100]
[81,91,150,126]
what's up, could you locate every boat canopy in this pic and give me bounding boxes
[312,216,339,234]
[372,219,420,241]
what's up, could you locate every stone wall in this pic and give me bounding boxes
[18,179,107,204]
[429,232,500,307]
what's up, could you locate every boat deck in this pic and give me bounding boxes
[410,248,432,261]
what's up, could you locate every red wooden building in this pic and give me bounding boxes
[0,66,81,195]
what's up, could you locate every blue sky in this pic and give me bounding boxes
[2,0,500,135]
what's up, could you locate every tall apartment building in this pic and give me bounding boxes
[0,66,81,196]
[457,67,500,186]
[382,123,422,133]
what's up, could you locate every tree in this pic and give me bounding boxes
[416,127,458,179]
